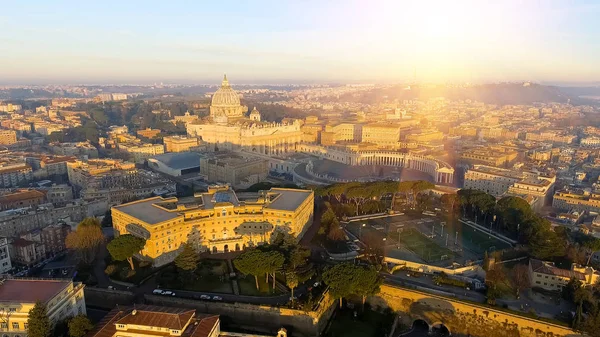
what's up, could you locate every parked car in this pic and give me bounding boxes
[162,291,175,296]
[212,296,223,301]
[108,286,115,290]
[152,289,163,295]
[200,295,211,300]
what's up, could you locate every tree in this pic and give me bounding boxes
[174,243,199,272]
[485,267,507,291]
[263,251,285,290]
[573,287,592,330]
[27,301,51,337]
[323,263,357,308]
[327,220,346,242]
[234,249,266,290]
[440,194,459,215]
[68,315,93,337]
[286,245,310,271]
[286,272,299,303]
[584,309,600,337]
[354,265,382,308]
[65,218,105,264]
[101,210,112,227]
[562,278,583,302]
[583,237,600,265]
[106,234,146,270]
[510,264,530,298]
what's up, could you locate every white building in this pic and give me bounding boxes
[0,278,86,335]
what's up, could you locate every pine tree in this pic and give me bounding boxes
[174,243,200,272]
[27,301,51,337]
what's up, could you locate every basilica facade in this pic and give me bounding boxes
[186,75,303,155]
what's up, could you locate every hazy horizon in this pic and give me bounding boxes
[1,0,600,85]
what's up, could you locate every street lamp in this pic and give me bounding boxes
[359,223,366,240]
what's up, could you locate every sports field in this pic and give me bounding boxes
[398,228,455,263]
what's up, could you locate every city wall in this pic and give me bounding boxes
[144,291,336,337]
[84,287,135,309]
[369,285,578,337]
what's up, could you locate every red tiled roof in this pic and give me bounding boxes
[117,305,195,330]
[189,315,220,337]
[530,259,585,281]
[86,306,219,337]
[0,190,46,203]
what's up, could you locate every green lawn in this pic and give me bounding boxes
[399,228,455,263]
[326,308,394,337]
[237,275,283,296]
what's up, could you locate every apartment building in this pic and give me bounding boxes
[67,159,140,191]
[118,143,165,163]
[0,238,12,273]
[525,131,577,144]
[0,190,46,211]
[112,185,314,266]
[0,130,17,146]
[460,147,519,167]
[9,237,46,265]
[553,190,600,213]
[464,165,555,209]
[50,141,98,158]
[0,278,86,335]
[41,223,71,255]
[45,184,74,207]
[581,137,600,148]
[0,164,32,188]
[0,198,108,237]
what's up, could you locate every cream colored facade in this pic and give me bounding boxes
[0,279,86,336]
[200,153,268,189]
[112,186,314,266]
[361,124,399,147]
[553,190,600,213]
[296,144,454,184]
[405,130,444,143]
[118,143,165,163]
[529,259,600,292]
[460,147,519,167]
[67,159,139,190]
[0,130,17,146]
[186,76,303,155]
[163,136,200,153]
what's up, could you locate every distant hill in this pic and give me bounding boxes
[340,83,596,105]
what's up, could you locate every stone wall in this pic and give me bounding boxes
[145,291,336,337]
[84,287,135,309]
[369,285,578,337]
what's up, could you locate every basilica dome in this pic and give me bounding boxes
[211,75,241,107]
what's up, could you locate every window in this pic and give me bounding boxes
[23,323,27,330]
[8,308,15,312]
[12,322,19,329]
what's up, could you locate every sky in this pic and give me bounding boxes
[0,0,599,85]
